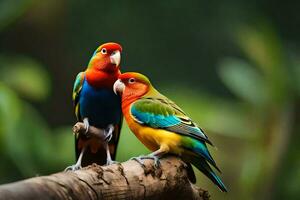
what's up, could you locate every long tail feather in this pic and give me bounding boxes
[183,151,227,192]
[192,155,227,192]
[185,162,196,183]
[186,141,221,172]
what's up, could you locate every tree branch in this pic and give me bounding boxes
[0,124,210,199]
[0,157,210,200]
[72,122,106,140]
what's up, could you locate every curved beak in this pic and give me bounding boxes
[113,79,125,95]
[110,50,121,67]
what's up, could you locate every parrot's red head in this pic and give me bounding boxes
[85,42,122,88]
[88,42,122,72]
[113,72,151,102]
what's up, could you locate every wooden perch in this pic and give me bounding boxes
[0,124,210,199]
[72,122,106,140]
[0,157,210,200]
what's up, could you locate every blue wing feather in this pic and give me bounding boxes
[130,98,212,144]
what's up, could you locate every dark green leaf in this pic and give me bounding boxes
[0,55,51,101]
[218,58,269,105]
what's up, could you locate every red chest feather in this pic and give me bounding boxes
[86,69,120,89]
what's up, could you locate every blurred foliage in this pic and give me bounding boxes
[0,55,50,101]
[219,58,269,105]
[0,1,299,200]
[0,59,72,181]
[216,22,299,199]
[0,0,33,31]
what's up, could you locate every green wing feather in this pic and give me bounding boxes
[131,97,213,145]
[73,72,85,120]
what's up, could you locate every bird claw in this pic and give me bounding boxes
[104,124,114,142]
[106,160,119,166]
[64,164,82,171]
[144,155,161,168]
[131,155,145,166]
[131,155,161,168]
[83,118,90,136]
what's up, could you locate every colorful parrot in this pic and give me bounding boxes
[66,42,123,171]
[113,72,227,192]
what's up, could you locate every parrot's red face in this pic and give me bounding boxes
[89,42,122,73]
[113,72,151,102]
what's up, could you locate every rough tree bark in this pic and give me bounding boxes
[0,123,210,200]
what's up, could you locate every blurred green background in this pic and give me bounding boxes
[0,0,299,199]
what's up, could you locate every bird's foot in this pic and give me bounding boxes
[131,155,161,168]
[104,124,114,142]
[131,155,146,168]
[64,164,82,171]
[83,118,90,135]
[106,160,119,166]
[142,155,161,168]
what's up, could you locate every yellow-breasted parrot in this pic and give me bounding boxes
[113,72,227,192]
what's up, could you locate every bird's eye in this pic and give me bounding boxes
[101,48,107,54]
[128,78,135,84]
